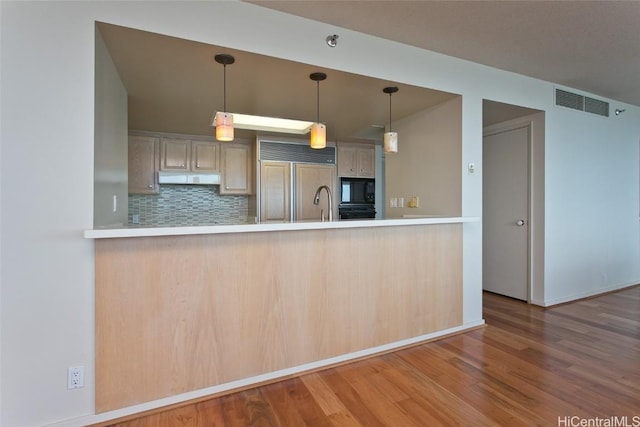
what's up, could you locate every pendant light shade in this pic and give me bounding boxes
[214,54,235,142]
[310,123,326,149]
[310,72,327,149]
[383,86,399,153]
[214,111,234,142]
[384,130,398,154]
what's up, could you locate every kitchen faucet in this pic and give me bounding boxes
[313,185,333,222]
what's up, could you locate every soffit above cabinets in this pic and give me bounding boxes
[96,22,457,142]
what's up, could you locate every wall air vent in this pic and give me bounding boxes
[260,140,336,164]
[555,88,609,117]
[584,97,609,117]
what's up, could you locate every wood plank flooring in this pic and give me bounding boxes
[102,286,640,426]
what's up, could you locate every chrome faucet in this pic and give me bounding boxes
[313,185,333,222]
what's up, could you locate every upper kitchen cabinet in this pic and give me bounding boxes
[191,140,220,172]
[128,135,159,194]
[337,142,375,178]
[220,140,253,195]
[160,138,190,171]
[160,138,220,172]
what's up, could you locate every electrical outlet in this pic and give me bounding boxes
[68,366,85,389]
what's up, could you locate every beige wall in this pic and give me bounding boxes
[385,96,462,217]
[94,27,128,227]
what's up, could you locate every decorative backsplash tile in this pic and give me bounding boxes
[128,185,249,227]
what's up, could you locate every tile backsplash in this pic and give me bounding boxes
[128,185,249,227]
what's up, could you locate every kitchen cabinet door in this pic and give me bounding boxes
[220,141,253,195]
[128,135,159,194]
[337,145,358,177]
[191,140,219,172]
[356,145,375,177]
[295,163,336,221]
[160,138,190,171]
[337,143,374,178]
[260,161,291,223]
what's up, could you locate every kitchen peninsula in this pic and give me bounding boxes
[86,216,479,413]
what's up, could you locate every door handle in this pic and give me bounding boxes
[516,219,526,226]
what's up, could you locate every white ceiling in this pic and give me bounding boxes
[248,0,640,107]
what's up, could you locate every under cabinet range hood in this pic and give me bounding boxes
[158,171,220,185]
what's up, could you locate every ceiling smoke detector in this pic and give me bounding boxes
[326,34,339,47]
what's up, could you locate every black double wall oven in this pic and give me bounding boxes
[338,177,376,220]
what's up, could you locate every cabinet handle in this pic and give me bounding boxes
[148,184,153,188]
[196,164,200,168]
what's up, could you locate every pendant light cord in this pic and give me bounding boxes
[223,63,227,112]
[388,93,392,132]
[316,80,320,123]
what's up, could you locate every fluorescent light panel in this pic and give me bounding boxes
[211,113,314,134]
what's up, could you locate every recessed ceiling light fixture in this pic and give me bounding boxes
[383,86,399,153]
[213,53,235,142]
[211,113,314,134]
[310,72,327,149]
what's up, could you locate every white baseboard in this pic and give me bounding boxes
[537,281,638,307]
[46,320,485,427]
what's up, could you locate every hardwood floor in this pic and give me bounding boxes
[104,286,640,426]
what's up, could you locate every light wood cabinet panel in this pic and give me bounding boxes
[160,138,190,171]
[356,145,375,177]
[128,136,159,194]
[260,161,291,223]
[220,141,253,195]
[191,140,219,172]
[337,143,374,178]
[95,224,463,412]
[295,163,336,221]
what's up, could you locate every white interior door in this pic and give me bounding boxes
[483,126,530,300]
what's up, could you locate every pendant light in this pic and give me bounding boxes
[383,86,399,153]
[214,54,235,142]
[309,72,327,149]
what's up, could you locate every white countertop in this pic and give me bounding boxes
[84,216,480,239]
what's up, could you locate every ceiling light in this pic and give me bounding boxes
[383,86,399,153]
[310,72,327,149]
[214,53,235,142]
[211,113,314,134]
[615,108,626,115]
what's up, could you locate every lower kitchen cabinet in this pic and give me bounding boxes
[220,140,253,195]
[128,135,159,194]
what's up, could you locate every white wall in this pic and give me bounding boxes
[385,96,462,218]
[94,28,128,228]
[544,100,640,304]
[1,1,639,426]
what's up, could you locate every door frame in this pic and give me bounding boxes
[483,112,545,305]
